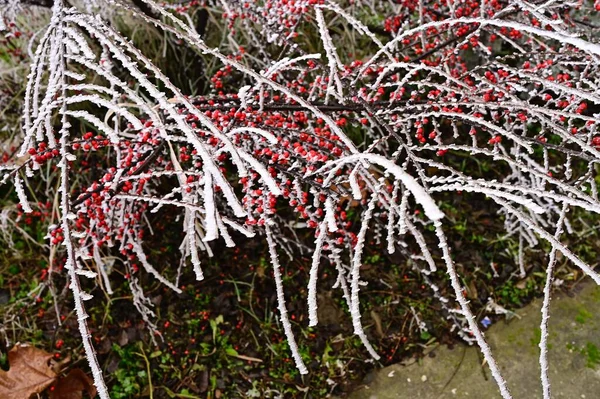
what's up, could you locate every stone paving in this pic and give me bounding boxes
[348,281,600,399]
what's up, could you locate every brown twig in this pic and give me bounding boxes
[71,140,166,207]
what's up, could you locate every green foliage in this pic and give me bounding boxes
[575,308,593,324]
[110,344,144,399]
[497,280,538,307]
[583,342,600,369]
[567,342,600,369]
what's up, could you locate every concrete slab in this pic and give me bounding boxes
[349,282,600,399]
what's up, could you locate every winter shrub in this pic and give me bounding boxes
[1,1,600,397]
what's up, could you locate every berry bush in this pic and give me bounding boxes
[2,0,600,398]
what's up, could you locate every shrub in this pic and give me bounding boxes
[2,1,600,398]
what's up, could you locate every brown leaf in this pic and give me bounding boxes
[467,280,479,300]
[50,369,96,399]
[117,330,129,347]
[370,310,385,338]
[198,369,209,393]
[515,278,529,290]
[256,263,265,278]
[97,338,112,355]
[0,344,58,399]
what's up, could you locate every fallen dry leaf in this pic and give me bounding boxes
[50,369,97,399]
[0,344,58,399]
[0,344,96,399]
[370,310,385,338]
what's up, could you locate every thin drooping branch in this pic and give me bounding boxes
[265,221,308,374]
[539,204,568,399]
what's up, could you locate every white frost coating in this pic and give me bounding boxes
[222,218,255,238]
[319,2,394,60]
[216,215,236,248]
[63,94,144,130]
[63,110,120,143]
[361,17,600,77]
[349,166,362,200]
[11,0,600,394]
[265,223,308,374]
[315,7,344,103]
[412,148,600,209]
[71,19,247,182]
[202,172,218,242]
[21,23,55,135]
[120,0,361,156]
[80,292,94,301]
[308,220,327,327]
[127,234,182,293]
[226,126,278,144]
[186,209,204,281]
[502,65,600,105]
[493,197,600,285]
[63,26,96,60]
[65,54,171,142]
[434,222,512,399]
[429,184,545,214]
[64,71,87,81]
[349,193,380,360]
[67,14,247,218]
[237,85,251,108]
[51,19,109,391]
[397,189,410,236]
[518,233,526,279]
[329,244,352,306]
[14,175,32,213]
[76,268,98,279]
[92,244,113,294]
[116,194,205,213]
[406,219,437,273]
[263,54,321,76]
[386,183,400,254]
[539,205,568,399]
[314,10,343,71]
[316,154,444,222]
[324,198,338,232]
[374,62,469,91]
[238,151,282,196]
[129,272,160,345]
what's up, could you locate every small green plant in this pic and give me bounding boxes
[575,308,593,324]
[497,280,538,307]
[567,342,600,369]
[583,342,600,369]
[110,345,144,399]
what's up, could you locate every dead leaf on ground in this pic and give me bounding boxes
[370,310,385,338]
[0,344,96,399]
[98,338,112,355]
[516,277,529,290]
[117,329,129,346]
[198,369,209,393]
[468,280,479,300]
[50,369,97,399]
[0,344,57,399]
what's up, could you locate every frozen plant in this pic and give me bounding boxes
[2,0,600,398]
